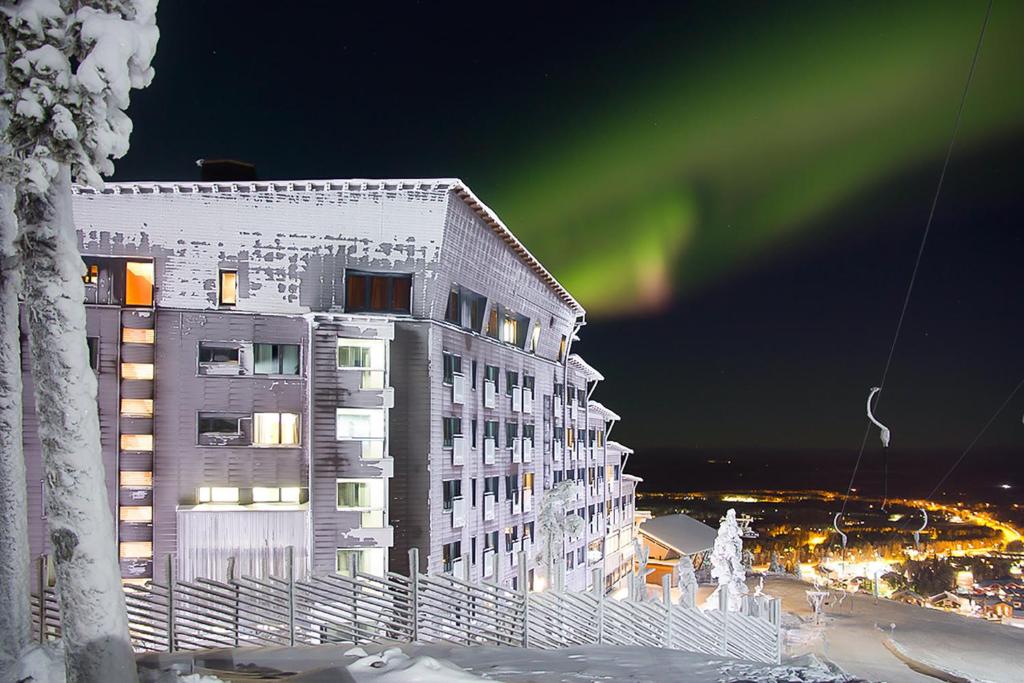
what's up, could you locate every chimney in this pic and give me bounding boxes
[195,159,258,182]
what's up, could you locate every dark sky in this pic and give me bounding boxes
[113,3,1024,482]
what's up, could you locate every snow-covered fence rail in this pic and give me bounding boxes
[30,548,781,663]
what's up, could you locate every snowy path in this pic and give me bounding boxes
[760,577,1024,683]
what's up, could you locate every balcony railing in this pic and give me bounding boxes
[523,441,533,463]
[452,374,466,405]
[450,497,465,528]
[483,493,496,521]
[450,557,465,578]
[452,435,466,466]
[484,437,495,465]
[511,387,522,412]
[523,488,533,513]
[523,388,533,414]
[484,380,496,409]
[511,438,521,464]
[482,549,495,577]
[510,492,522,516]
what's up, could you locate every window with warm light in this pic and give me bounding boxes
[121,363,154,380]
[197,486,239,503]
[122,327,154,344]
[337,338,386,389]
[252,412,300,446]
[336,548,385,577]
[530,323,541,353]
[120,399,153,416]
[120,434,153,451]
[124,261,154,307]
[119,506,152,523]
[336,408,385,440]
[336,478,386,527]
[119,541,153,558]
[219,269,237,306]
[120,471,152,487]
[251,486,302,503]
[344,271,412,314]
[83,263,99,285]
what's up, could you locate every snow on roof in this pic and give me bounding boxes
[622,473,644,483]
[72,177,585,316]
[606,439,633,454]
[567,354,604,381]
[587,400,620,421]
[639,513,717,556]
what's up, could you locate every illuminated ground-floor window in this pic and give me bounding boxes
[336,547,386,577]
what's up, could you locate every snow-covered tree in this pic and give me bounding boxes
[1,2,158,680]
[677,554,697,608]
[768,550,785,574]
[703,509,749,612]
[0,30,31,666]
[535,480,584,591]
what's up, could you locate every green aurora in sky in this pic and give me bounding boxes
[476,2,1024,317]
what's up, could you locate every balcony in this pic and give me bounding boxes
[452,374,466,405]
[484,380,496,409]
[449,497,466,528]
[554,398,563,417]
[511,387,522,412]
[523,488,533,513]
[452,435,466,466]
[523,442,533,463]
[510,492,522,516]
[510,550,519,567]
[450,557,465,578]
[484,437,496,465]
[569,402,577,420]
[523,388,533,414]
[511,439,521,464]
[483,493,496,521]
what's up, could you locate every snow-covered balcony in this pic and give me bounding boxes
[452,373,466,404]
[523,488,533,513]
[482,549,495,578]
[484,492,496,521]
[450,557,465,578]
[452,435,467,466]
[449,497,466,528]
[484,380,496,409]
[523,388,533,414]
[484,437,496,465]
[510,491,522,516]
[523,440,533,463]
[510,438,521,463]
[511,386,523,412]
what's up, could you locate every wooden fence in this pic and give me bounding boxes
[31,548,781,663]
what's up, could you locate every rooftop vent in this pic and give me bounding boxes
[196,159,257,182]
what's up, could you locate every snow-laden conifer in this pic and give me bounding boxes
[703,508,749,611]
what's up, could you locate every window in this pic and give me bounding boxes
[125,261,154,307]
[523,375,535,393]
[253,486,302,503]
[442,479,462,510]
[470,478,478,507]
[597,430,604,447]
[443,416,462,448]
[345,271,412,313]
[198,413,241,434]
[523,424,535,446]
[530,323,541,353]
[442,352,462,384]
[471,419,478,448]
[121,399,153,417]
[123,327,154,344]
[120,541,153,559]
[505,475,518,501]
[502,310,529,348]
[198,342,240,372]
[484,476,498,498]
[337,478,386,527]
[505,422,518,448]
[337,338,386,389]
[484,420,499,443]
[87,337,99,371]
[558,335,567,362]
[445,287,461,325]
[505,370,518,396]
[83,262,99,285]
[120,471,152,487]
[336,408,385,440]
[254,343,300,375]
[471,536,477,564]
[121,363,153,380]
[484,530,498,552]
[253,412,300,446]
[219,269,237,306]
[524,472,534,491]
[567,383,576,405]
[337,548,385,577]
[198,486,239,503]
[443,541,462,572]
[485,306,499,339]
[119,506,152,523]
[120,434,153,451]
[484,365,499,389]
[578,388,587,407]
[471,360,478,390]
[505,526,519,552]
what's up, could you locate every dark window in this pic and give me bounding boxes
[484,530,498,551]
[484,420,499,441]
[485,305,499,339]
[198,343,240,364]
[523,424,535,445]
[197,412,249,446]
[199,414,241,434]
[484,365,499,387]
[567,383,576,405]
[484,476,499,496]
[442,352,462,383]
[470,478,478,507]
[471,536,478,564]
[442,541,462,572]
[471,419,478,448]
[445,288,461,325]
[523,375,535,391]
[443,417,462,448]
[505,370,518,396]
[505,422,518,448]
[442,479,462,509]
[471,360,478,390]
[345,271,412,314]
[86,337,100,371]
[505,526,519,552]
[253,343,300,375]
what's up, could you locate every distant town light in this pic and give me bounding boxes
[999,484,1012,489]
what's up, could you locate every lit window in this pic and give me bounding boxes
[558,335,567,362]
[125,261,154,307]
[253,412,300,446]
[486,306,499,339]
[337,478,386,527]
[336,408,385,440]
[120,399,153,416]
[119,506,152,523]
[219,269,237,306]
[120,471,152,487]
[530,323,541,353]
[337,339,386,388]
[252,487,281,503]
[120,434,153,451]
[83,263,99,285]
[253,343,300,375]
[336,548,385,577]
[281,487,301,503]
[122,327,154,344]
[119,541,153,559]
[197,486,239,503]
[121,363,154,380]
[344,271,412,313]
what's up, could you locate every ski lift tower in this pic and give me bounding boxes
[723,513,759,539]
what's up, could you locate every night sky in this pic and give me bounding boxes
[111,2,1024,492]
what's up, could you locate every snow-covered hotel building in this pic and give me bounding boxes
[19,178,638,593]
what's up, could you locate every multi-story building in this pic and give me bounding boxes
[19,177,638,593]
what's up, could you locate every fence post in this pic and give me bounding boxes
[37,554,46,642]
[408,548,419,642]
[662,574,673,648]
[461,552,472,646]
[718,585,729,657]
[287,546,296,647]
[518,551,529,648]
[166,555,176,652]
[227,556,239,648]
[592,567,604,645]
[771,598,782,664]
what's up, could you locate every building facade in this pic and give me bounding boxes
[19,178,638,593]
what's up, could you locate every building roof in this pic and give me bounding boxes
[638,513,717,556]
[72,177,585,316]
[606,440,633,454]
[568,354,604,381]
[587,400,620,421]
[622,473,644,483]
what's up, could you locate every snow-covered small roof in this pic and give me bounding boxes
[639,514,717,556]
[567,354,604,381]
[73,177,585,316]
[587,400,620,421]
[606,440,633,454]
[622,473,643,483]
